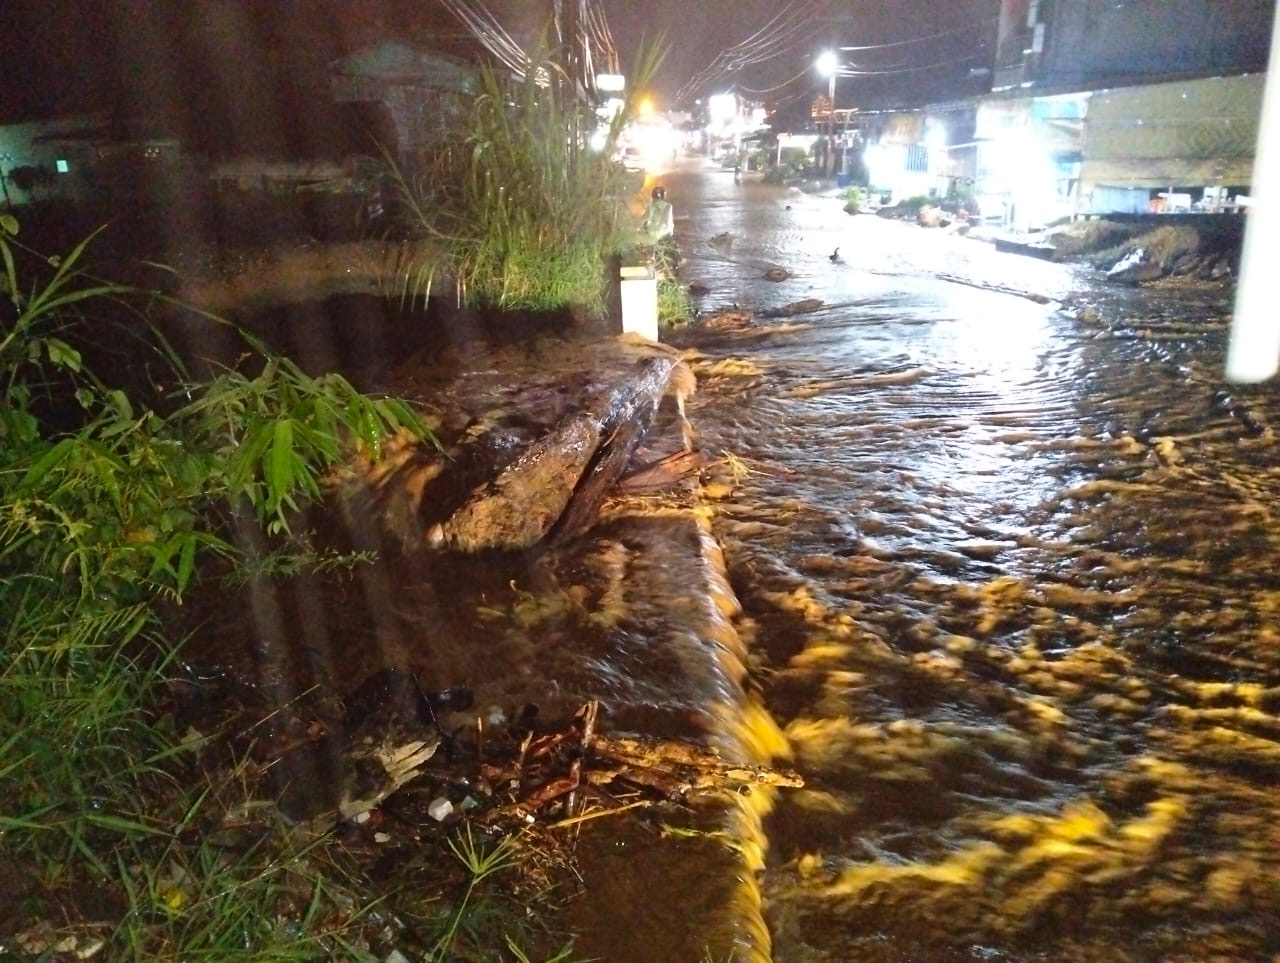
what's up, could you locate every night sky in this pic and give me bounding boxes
[606,0,997,112]
[0,0,998,152]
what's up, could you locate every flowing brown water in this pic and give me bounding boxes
[662,162,1280,962]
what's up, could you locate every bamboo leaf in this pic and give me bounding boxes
[268,418,296,513]
[17,437,79,492]
[147,534,183,583]
[83,811,160,835]
[0,233,18,307]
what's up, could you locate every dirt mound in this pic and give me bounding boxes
[1042,215,1245,284]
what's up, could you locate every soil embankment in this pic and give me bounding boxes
[876,199,1247,286]
[1026,213,1245,284]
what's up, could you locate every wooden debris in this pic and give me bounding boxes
[551,415,654,543]
[763,298,824,318]
[474,701,803,825]
[276,693,803,838]
[435,356,679,551]
[618,448,706,492]
[701,309,754,331]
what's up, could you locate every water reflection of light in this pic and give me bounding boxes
[932,286,1053,385]
[911,289,1067,512]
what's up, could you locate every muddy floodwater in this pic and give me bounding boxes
[662,162,1280,962]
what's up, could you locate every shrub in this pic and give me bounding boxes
[0,215,433,956]
[388,39,666,314]
[390,61,630,312]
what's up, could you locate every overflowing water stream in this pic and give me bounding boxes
[165,159,1279,962]
[665,162,1280,962]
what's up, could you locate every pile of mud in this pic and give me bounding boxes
[1044,214,1245,284]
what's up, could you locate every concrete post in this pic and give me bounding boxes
[619,264,658,341]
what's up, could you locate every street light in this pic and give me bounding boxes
[815,51,839,177]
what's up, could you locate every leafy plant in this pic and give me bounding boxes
[658,274,694,325]
[843,184,865,214]
[429,826,521,961]
[108,777,368,961]
[173,334,427,535]
[387,35,666,314]
[0,216,434,955]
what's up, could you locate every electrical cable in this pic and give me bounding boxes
[834,52,986,77]
[838,24,985,53]
[674,0,825,106]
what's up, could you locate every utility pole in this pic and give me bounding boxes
[828,70,838,178]
[555,0,587,164]
[816,51,839,179]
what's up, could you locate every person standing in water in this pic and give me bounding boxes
[639,185,677,269]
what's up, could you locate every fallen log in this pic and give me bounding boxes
[433,356,679,551]
[551,411,655,543]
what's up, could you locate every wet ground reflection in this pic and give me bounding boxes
[666,160,1280,961]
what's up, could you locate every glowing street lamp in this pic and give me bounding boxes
[815,50,838,114]
[815,51,840,175]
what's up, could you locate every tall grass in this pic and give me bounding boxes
[0,214,432,956]
[391,42,665,313]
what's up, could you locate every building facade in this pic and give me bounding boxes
[974,0,1271,227]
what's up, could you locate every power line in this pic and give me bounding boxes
[736,60,818,99]
[838,24,985,53]
[834,51,987,77]
[674,0,826,106]
[440,0,530,77]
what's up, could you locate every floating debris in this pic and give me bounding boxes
[764,298,825,318]
[700,309,755,330]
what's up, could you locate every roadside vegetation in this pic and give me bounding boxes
[387,45,667,317]
[0,30,701,962]
[1,36,697,961]
[0,215,581,960]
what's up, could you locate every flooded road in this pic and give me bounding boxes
[662,160,1280,962]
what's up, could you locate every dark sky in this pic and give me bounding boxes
[0,0,998,150]
[600,0,999,116]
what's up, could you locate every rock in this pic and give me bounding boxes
[916,205,951,229]
[763,266,790,281]
[1106,247,1164,284]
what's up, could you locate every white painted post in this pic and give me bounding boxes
[619,263,659,341]
[1226,3,1280,382]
